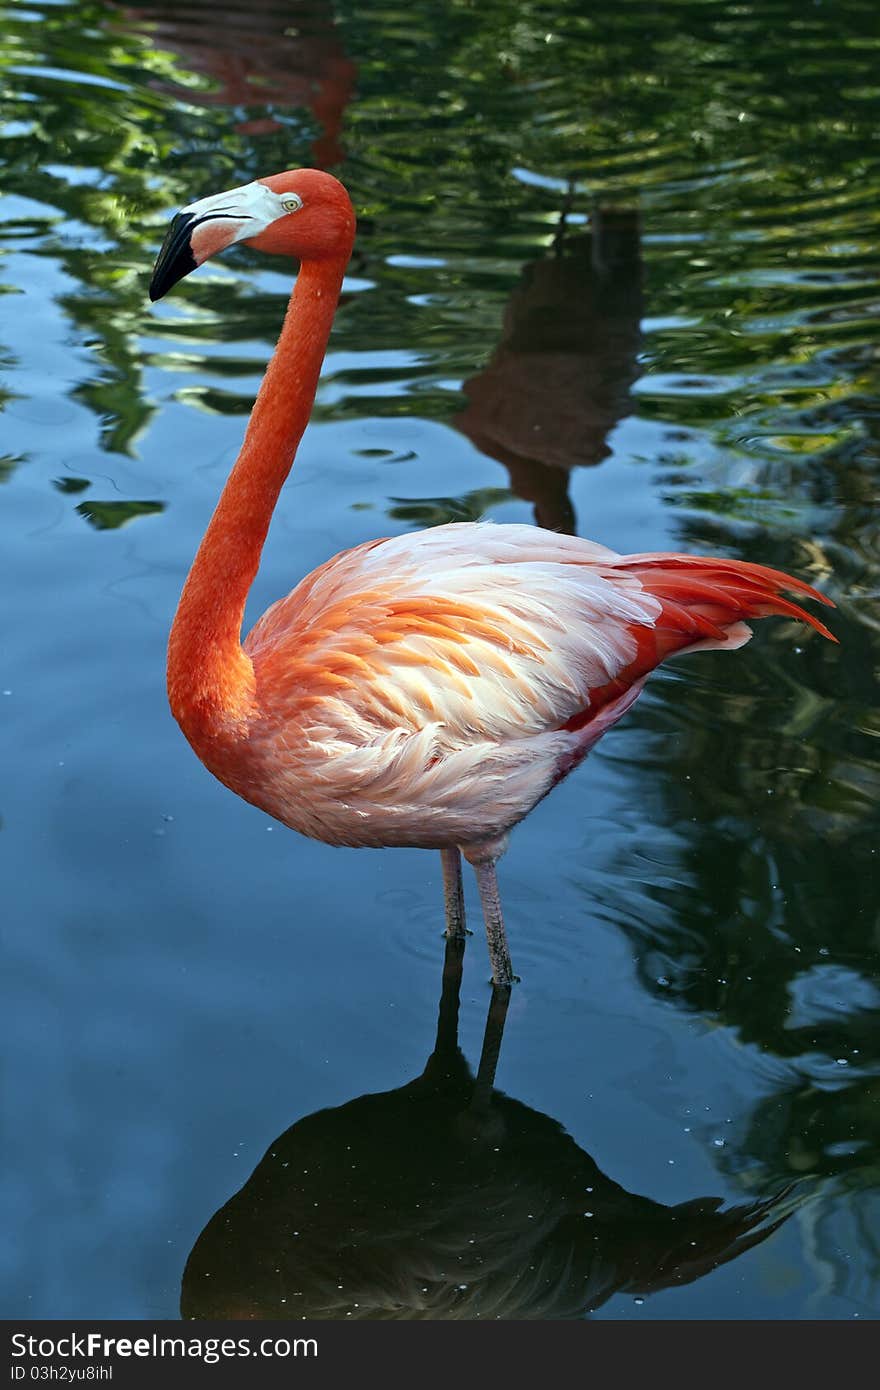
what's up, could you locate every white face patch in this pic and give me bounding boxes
[181,179,300,253]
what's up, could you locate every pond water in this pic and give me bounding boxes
[2,0,878,1320]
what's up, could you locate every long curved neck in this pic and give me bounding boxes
[167,253,348,744]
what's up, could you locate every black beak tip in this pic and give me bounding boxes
[148,212,198,303]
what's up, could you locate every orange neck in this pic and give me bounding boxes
[167,253,348,745]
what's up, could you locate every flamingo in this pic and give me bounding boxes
[149,168,836,987]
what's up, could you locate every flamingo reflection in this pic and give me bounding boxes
[181,940,792,1320]
[456,203,643,534]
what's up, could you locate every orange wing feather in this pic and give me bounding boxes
[564,554,836,735]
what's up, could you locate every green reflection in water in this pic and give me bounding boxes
[75,497,164,528]
[52,475,91,494]
[387,486,513,527]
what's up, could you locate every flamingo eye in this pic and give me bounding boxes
[281,194,303,214]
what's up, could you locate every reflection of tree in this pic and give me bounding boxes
[76,498,164,528]
[588,517,878,1200]
[182,941,792,1320]
[315,0,880,563]
[0,455,24,484]
[0,11,220,473]
[111,0,356,162]
[720,1078,880,1301]
[0,0,350,493]
[4,0,878,492]
[739,1078,880,1191]
[335,0,880,200]
[387,486,512,528]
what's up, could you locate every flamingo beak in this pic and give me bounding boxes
[149,180,288,301]
[149,211,200,301]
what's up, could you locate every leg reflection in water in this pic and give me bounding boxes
[181,938,795,1320]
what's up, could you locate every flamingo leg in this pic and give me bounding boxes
[471,858,516,987]
[440,846,467,940]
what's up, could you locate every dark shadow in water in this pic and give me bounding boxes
[454,199,643,534]
[181,937,791,1320]
[113,0,356,161]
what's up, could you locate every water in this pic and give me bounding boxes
[2,0,878,1320]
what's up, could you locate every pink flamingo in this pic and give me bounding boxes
[149,169,836,986]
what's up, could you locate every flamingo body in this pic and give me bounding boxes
[180,521,832,855]
[149,168,835,983]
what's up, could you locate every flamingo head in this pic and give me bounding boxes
[149,168,356,301]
